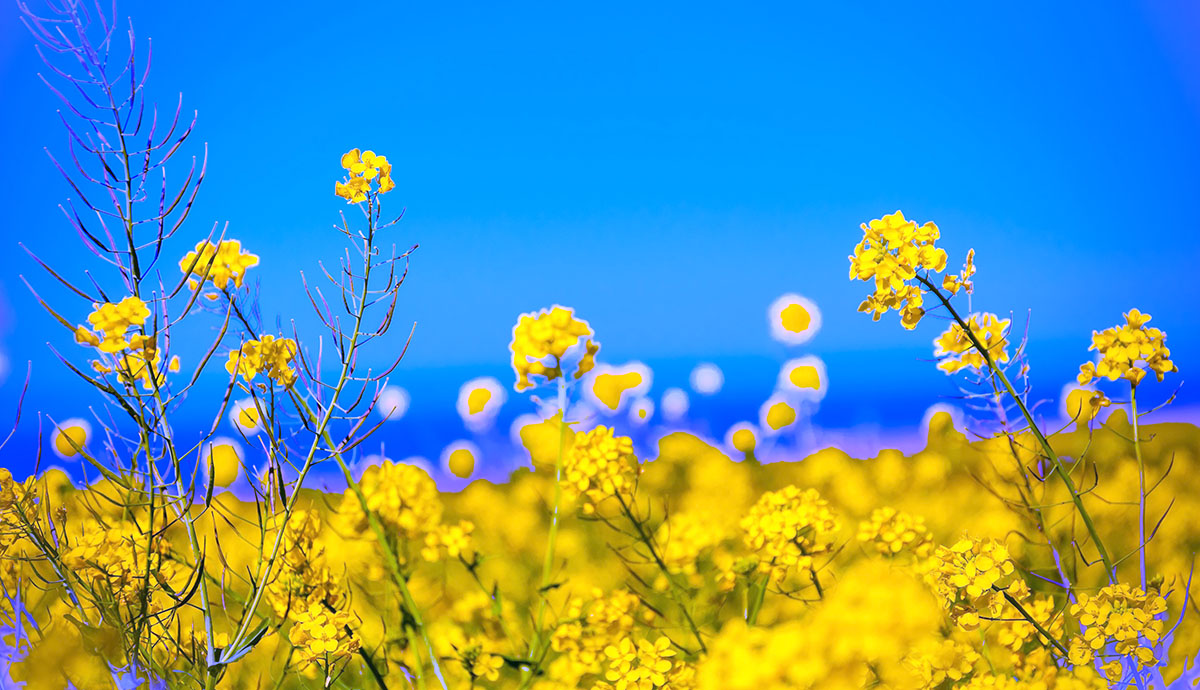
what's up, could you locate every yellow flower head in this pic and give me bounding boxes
[603,636,675,690]
[1068,583,1166,672]
[79,296,151,353]
[226,334,298,387]
[926,536,1017,630]
[741,486,840,584]
[1077,309,1176,387]
[562,425,638,510]
[857,506,932,558]
[335,148,396,203]
[287,605,361,665]
[849,211,952,329]
[509,305,598,391]
[933,312,1011,375]
[179,239,259,292]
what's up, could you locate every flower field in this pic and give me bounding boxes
[3,1,1200,689]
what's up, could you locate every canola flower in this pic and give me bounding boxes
[1077,308,1176,386]
[226,334,299,387]
[179,239,259,291]
[1068,584,1167,674]
[741,486,839,585]
[562,425,638,511]
[510,305,599,391]
[848,210,953,329]
[933,312,1011,375]
[335,148,396,203]
[926,536,1019,631]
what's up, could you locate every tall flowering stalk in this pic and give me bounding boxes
[850,211,1117,580]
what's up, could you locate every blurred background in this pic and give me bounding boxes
[1,1,1198,484]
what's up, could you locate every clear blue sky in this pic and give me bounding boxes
[1,1,1198,475]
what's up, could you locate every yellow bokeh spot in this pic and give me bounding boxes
[448,448,475,478]
[766,402,796,430]
[467,388,492,415]
[780,303,812,333]
[237,406,260,429]
[593,372,642,410]
[519,412,577,470]
[209,444,241,488]
[1065,389,1092,420]
[732,428,756,454]
[637,408,648,419]
[789,365,821,390]
[53,426,87,457]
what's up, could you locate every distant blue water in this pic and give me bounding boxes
[1,0,1198,481]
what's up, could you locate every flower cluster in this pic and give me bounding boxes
[933,312,1011,375]
[62,523,180,606]
[265,510,346,620]
[179,239,259,292]
[1077,309,1176,386]
[335,148,396,203]
[338,460,443,549]
[740,486,839,584]
[75,296,151,354]
[450,636,505,683]
[904,638,981,688]
[926,536,1018,630]
[548,589,651,685]
[562,425,638,511]
[1068,584,1167,673]
[849,211,950,329]
[510,306,599,391]
[942,248,976,296]
[602,636,676,690]
[856,506,932,558]
[655,512,722,575]
[286,604,361,665]
[226,334,298,387]
[421,519,475,562]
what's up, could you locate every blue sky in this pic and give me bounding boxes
[1,1,1198,477]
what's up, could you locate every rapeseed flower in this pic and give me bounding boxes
[510,305,599,391]
[1077,309,1176,386]
[849,210,950,329]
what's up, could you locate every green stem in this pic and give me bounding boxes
[523,376,569,684]
[996,588,1069,657]
[745,576,768,626]
[1131,383,1147,590]
[920,277,1116,581]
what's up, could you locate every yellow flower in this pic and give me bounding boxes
[849,211,952,329]
[179,239,259,291]
[604,636,675,690]
[335,148,396,202]
[942,248,976,295]
[857,507,932,558]
[287,605,361,665]
[926,536,1017,630]
[562,425,638,510]
[225,334,298,387]
[1068,583,1166,672]
[933,312,1010,375]
[80,296,151,353]
[509,305,598,391]
[741,486,839,584]
[1077,309,1176,386]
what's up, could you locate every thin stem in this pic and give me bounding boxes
[613,492,707,653]
[524,375,569,683]
[919,276,1116,581]
[996,588,1069,657]
[1131,383,1147,591]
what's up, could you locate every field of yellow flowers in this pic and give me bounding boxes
[3,2,1200,689]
